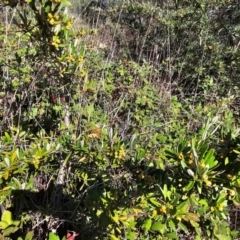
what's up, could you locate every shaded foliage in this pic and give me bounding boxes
[0,0,240,239]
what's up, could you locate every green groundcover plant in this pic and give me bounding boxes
[0,0,240,239]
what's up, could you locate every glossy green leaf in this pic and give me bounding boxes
[190,220,199,228]
[109,235,119,240]
[151,222,165,233]
[199,199,208,206]
[160,184,168,200]
[176,200,190,214]
[142,219,152,231]
[0,221,9,230]
[233,149,240,154]
[1,210,13,226]
[165,149,177,158]
[3,226,19,236]
[25,230,34,240]
[183,180,195,191]
[4,132,11,142]
[178,222,188,232]
[217,192,227,204]
[214,234,231,240]
[169,220,176,231]
[61,0,72,7]
[204,149,217,168]
[4,158,10,167]
[110,213,119,225]
[231,230,239,238]
[12,220,20,227]
[197,182,202,194]
[149,197,161,207]
[165,232,178,239]
[48,232,60,240]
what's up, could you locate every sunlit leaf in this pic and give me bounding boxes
[3,171,9,181]
[109,234,119,240]
[11,150,17,162]
[4,158,10,167]
[61,0,72,7]
[3,226,19,236]
[142,219,152,231]
[48,232,60,240]
[151,222,165,234]
[149,197,161,207]
[110,213,119,225]
[1,210,13,227]
[0,221,9,230]
[25,231,34,240]
[185,212,200,222]
[178,222,188,232]
[165,232,178,239]
[169,220,176,231]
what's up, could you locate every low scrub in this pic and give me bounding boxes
[0,0,240,239]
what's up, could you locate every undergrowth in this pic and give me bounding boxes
[0,0,240,239]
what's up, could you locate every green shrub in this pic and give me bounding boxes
[0,0,240,239]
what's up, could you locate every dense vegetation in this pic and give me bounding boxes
[1,0,240,239]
